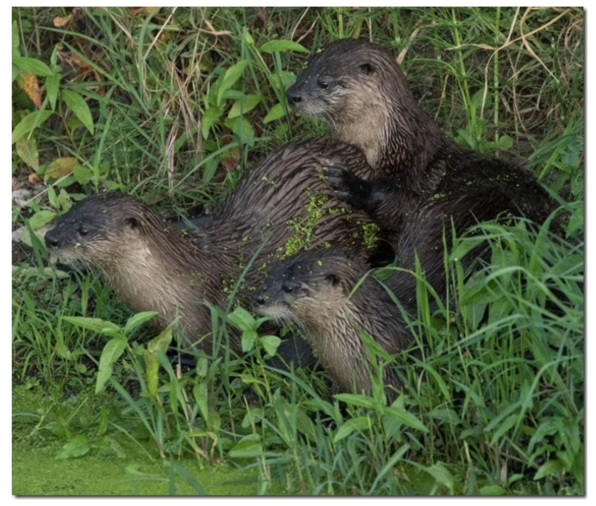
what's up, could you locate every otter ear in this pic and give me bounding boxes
[359,62,375,75]
[123,216,140,230]
[324,273,340,287]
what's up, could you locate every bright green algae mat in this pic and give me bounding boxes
[12,443,259,496]
[12,385,263,496]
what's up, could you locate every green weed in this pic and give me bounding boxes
[12,6,583,496]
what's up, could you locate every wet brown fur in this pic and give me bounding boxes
[287,39,557,308]
[253,248,412,401]
[45,139,379,354]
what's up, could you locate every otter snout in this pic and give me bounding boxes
[287,73,339,107]
[252,290,268,307]
[251,276,295,311]
[286,84,303,106]
[44,227,61,249]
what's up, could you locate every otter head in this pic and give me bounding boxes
[287,39,416,168]
[287,39,389,118]
[44,192,155,270]
[252,248,367,328]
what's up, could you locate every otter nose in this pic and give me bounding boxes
[253,293,265,306]
[44,229,59,249]
[286,86,302,105]
[252,289,269,307]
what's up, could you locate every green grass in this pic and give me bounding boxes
[12,7,583,496]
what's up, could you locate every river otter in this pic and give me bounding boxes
[44,139,381,358]
[252,247,413,401]
[287,38,556,306]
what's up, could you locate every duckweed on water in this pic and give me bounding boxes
[12,385,269,496]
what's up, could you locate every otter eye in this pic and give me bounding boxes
[282,284,294,294]
[317,77,329,89]
[78,224,88,236]
[359,63,374,75]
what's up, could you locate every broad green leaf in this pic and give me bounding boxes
[46,73,61,110]
[228,435,262,459]
[16,136,39,169]
[55,435,91,460]
[227,307,256,332]
[259,335,281,357]
[72,165,92,185]
[423,463,454,493]
[95,337,127,394]
[243,28,254,46]
[259,40,309,54]
[124,311,159,335]
[50,44,59,66]
[225,116,254,140]
[489,413,519,445]
[263,103,286,123]
[294,406,317,442]
[217,60,249,106]
[278,70,297,88]
[333,416,371,443]
[62,316,122,335]
[384,406,429,433]
[239,372,265,386]
[13,56,53,77]
[144,348,159,397]
[147,327,173,354]
[12,110,53,144]
[497,134,514,150]
[334,393,378,408]
[143,328,173,396]
[196,356,209,378]
[201,106,222,139]
[28,210,56,229]
[241,329,257,352]
[62,89,94,134]
[193,382,209,422]
[479,485,507,495]
[228,94,262,119]
[534,459,564,480]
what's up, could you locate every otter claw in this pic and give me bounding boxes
[316,156,335,167]
[334,191,353,202]
[325,166,361,193]
[326,169,350,187]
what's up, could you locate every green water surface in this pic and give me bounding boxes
[12,385,265,496]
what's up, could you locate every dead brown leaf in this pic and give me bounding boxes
[222,146,240,173]
[16,71,42,108]
[53,14,72,28]
[44,157,79,183]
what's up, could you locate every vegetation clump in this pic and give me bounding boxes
[12,7,583,496]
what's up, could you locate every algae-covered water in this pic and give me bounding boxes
[12,385,266,496]
[13,440,260,496]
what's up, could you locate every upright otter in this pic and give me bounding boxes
[45,139,380,358]
[252,247,413,401]
[287,39,556,307]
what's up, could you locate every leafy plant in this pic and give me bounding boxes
[12,6,584,496]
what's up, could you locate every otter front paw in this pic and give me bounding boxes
[318,159,372,208]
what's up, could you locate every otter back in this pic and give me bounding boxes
[45,138,381,355]
[288,38,557,310]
